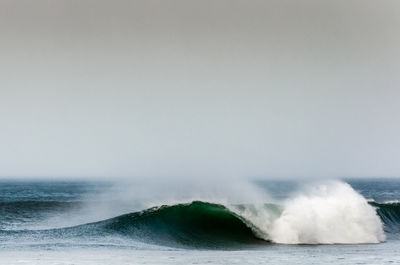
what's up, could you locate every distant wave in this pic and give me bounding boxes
[0,200,80,210]
[0,201,81,230]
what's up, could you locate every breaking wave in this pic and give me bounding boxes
[0,182,394,249]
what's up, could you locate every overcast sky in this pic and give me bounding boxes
[1,0,399,179]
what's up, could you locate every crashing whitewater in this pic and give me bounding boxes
[231,181,385,244]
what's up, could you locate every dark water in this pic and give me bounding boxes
[0,178,399,264]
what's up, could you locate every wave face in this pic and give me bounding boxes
[99,201,264,248]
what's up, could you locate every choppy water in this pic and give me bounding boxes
[0,178,399,264]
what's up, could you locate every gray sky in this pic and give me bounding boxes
[1,0,400,179]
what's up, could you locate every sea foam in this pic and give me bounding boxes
[237,181,386,244]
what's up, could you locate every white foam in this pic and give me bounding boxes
[237,181,386,244]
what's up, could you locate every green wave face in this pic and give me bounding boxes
[102,201,265,249]
[370,202,400,234]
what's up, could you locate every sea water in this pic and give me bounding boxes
[0,179,399,264]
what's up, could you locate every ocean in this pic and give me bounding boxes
[0,178,399,264]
